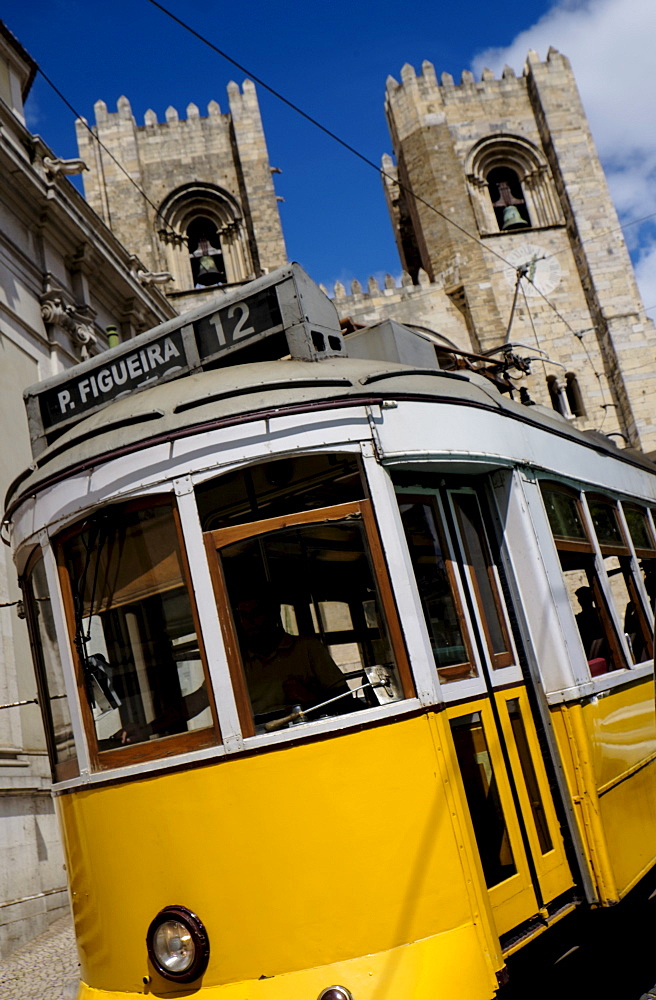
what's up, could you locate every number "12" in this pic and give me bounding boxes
[209,303,256,347]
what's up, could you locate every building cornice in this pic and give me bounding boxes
[0,110,176,331]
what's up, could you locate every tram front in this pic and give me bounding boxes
[5,265,584,999]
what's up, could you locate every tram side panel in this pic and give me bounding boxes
[505,471,656,904]
[550,682,656,903]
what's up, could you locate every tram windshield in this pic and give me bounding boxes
[58,500,215,756]
[199,454,410,733]
[217,516,403,729]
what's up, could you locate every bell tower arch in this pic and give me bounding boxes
[156,182,252,289]
[76,81,286,312]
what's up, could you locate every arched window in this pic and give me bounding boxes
[565,372,586,417]
[156,183,253,291]
[487,166,530,230]
[465,135,564,236]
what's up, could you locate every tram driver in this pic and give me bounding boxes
[234,586,356,725]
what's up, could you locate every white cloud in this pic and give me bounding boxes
[24,96,41,132]
[635,241,656,315]
[472,0,656,305]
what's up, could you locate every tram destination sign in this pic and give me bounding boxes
[25,263,345,456]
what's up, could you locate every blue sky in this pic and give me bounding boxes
[4,0,656,312]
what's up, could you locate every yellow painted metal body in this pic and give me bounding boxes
[446,687,574,941]
[551,674,656,904]
[56,673,656,1000]
[58,712,504,999]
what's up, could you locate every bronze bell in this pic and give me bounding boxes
[501,205,528,230]
[196,254,222,286]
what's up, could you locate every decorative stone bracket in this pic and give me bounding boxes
[40,276,97,361]
[128,255,173,286]
[43,156,88,179]
[156,228,186,248]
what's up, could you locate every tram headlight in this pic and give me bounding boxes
[146,905,209,983]
[318,988,353,1000]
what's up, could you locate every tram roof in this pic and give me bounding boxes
[10,265,655,516]
[7,352,654,514]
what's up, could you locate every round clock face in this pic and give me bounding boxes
[503,243,562,298]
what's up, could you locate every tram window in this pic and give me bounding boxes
[588,500,624,548]
[208,502,410,734]
[622,504,656,618]
[23,553,78,779]
[588,498,652,664]
[398,498,477,681]
[601,552,651,663]
[58,500,218,763]
[623,505,655,553]
[450,712,517,887]
[451,492,515,669]
[196,453,364,531]
[541,485,626,676]
[560,559,622,674]
[541,488,587,543]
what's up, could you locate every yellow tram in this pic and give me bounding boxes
[5,264,656,999]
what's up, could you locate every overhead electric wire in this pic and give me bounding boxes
[535,207,656,267]
[520,278,610,418]
[487,203,656,283]
[520,267,614,421]
[38,0,608,350]
[38,0,637,372]
[520,282,543,356]
[143,0,516,271]
[143,0,627,356]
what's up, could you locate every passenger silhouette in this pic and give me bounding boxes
[235,586,353,722]
[574,586,603,658]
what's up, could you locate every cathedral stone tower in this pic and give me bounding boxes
[76,81,287,312]
[340,48,656,454]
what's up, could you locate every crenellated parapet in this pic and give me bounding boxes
[385,47,573,134]
[384,48,579,157]
[85,94,233,131]
[324,270,473,353]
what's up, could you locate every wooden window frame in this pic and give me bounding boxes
[398,493,479,682]
[21,547,80,784]
[55,494,221,770]
[204,499,415,739]
[541,482,629,675]
[449,489,515,670]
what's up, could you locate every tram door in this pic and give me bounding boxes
[399,486,574,942]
